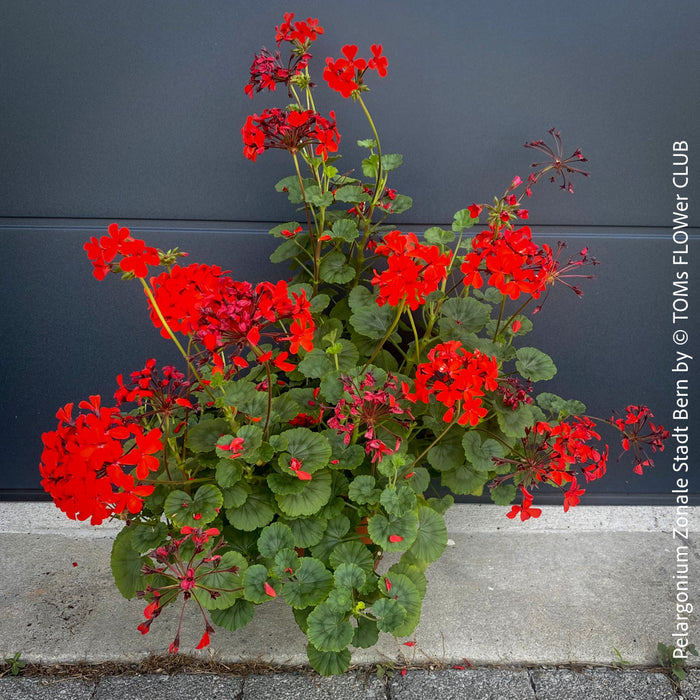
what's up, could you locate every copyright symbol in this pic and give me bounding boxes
[673,329,689,345]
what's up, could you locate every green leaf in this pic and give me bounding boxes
[305,185,333,208]
[373,597,407,634]
[381,153,403,171]
[536,392,586,419]
[452,208,478,232]
[333,563,366,590]
[495,403,537,439]
[297,349,333,379]
[210,599,255,632]
[306,602,354,652]
[130,522,168,554]
[409,507,447,564]
[282,516,328,548]
[380,572,422,637]
[389,193,412,214]
[320,252,355,284]
[243,564,275,604]
[258,522,295,559]
[334,185,367,203]
[222,382,267,419]
[226,485,275,531]
[352,616,379,648]
[348,475,381,505]
[283,558,333,609]
[306,644,351,676]
[427,429,465,472]
[490,483,517,505]
[185,418,230,453]
[215,458,244,489]
[329,540,375,573]
[515,347,557,382]
[270,238,302,264]
[424,226,455,246]
[380,484,417,517]
[164,484,223,528]
[441,465,488,495]
[275,470,333,517]
[349,304,396,340]
[277,429,333,473]
[462,431,507,472]
[197,550,247,610]
[276,175,303,203]
[269,221,302,238]
[439,297,491,334]
[330,219,359,242]
[110,527,146,599]
[367,512,418,551]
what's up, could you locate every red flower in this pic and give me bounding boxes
[372,231,452,310]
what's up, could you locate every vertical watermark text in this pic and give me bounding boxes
[670,140,693,660]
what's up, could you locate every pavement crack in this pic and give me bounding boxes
[527,669,539,700]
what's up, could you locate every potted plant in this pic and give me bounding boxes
[39,13,669,675]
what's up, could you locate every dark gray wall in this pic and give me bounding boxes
[2,1,698,501]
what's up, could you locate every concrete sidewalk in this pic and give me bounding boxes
[1,503,698,698]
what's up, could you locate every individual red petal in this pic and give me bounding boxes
[195,631,210,649]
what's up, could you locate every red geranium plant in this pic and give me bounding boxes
[40,13,669,675]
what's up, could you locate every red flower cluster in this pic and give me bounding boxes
[242,108,340,161]
[327,371,412,464]
[137,526,231,652]
[612,405,670,474]
[149,267,314,371]
[324,44,388,98]
[39,396,159,525]
[406,341,498,426]
[84,223,160,280]
[372,230,452,310]
[244,47,311,99]
[275,13,324,46]
[461,225,553,301]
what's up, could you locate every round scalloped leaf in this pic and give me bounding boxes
[278,428,332,473]
[257,522,295,559]
[329,540,375,573]
[333,563,366,590]
[110,527,147,599]
[367,512,418,552]
[515,346,557,382]
[243,564,275,604]
[130,522,168,554]
[381,572,422,637]
[462,432,507,472]
[380,484,417,518]
[185,418,229,453]
[409,507,447,564]
[215,458,244,489]
[441,465,488,496]
[306,644,351,676]
[210,598,255,632]
[226,486,275,531]
[348,475,381,505]
[352,616,379,649]
[273,548,300,578]
[373,597,408,634]
[306,602,355,652]
[282,516,327,548]
[197,550,248,610]
[164,484,223,528]
[283,558,333,609]
[325,587,354,613]
[275,470,332,517]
